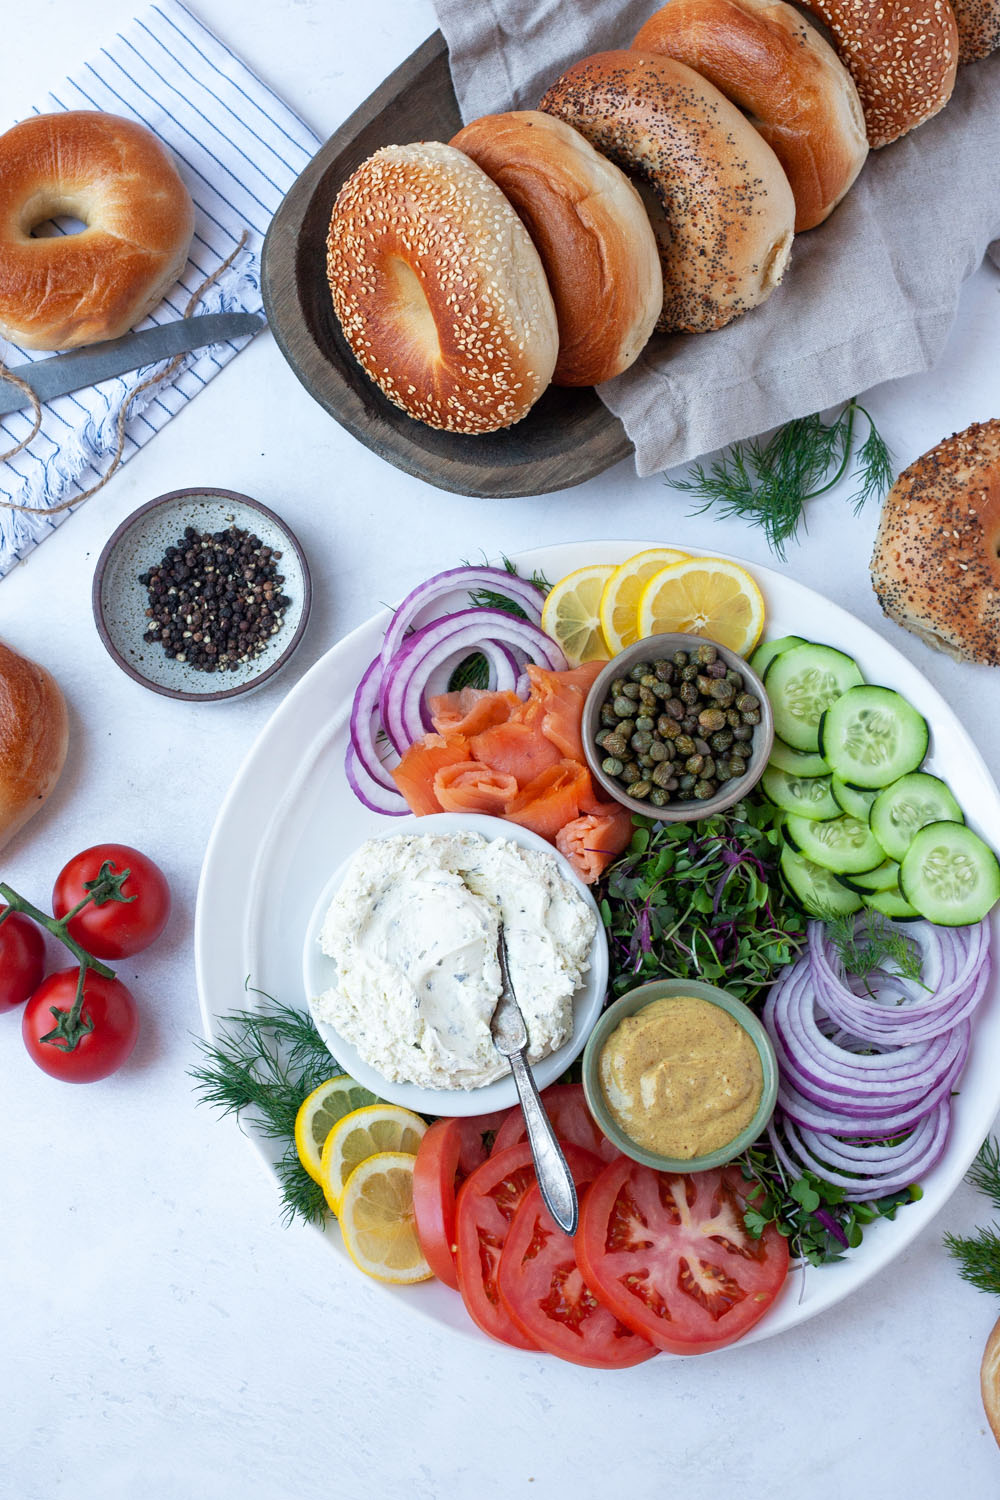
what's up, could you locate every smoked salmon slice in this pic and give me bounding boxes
[503,760,592,842]
[391,734,471,815]
[469,696,563,786]
[556,807,633,884]
[526,660,607,762]
[433,762,519,816]
[429,687,520,739]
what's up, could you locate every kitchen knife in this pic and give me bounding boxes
[0,311,266,417]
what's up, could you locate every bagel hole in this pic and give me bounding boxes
[385,256,439,358]
[31,215,88,238]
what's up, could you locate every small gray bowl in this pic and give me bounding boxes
[93,488,311,701]
[582,633,773,822]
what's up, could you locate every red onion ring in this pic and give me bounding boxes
[379,565,545,669]
[344,741,409,817]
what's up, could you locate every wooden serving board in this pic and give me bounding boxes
[260,31,632,499]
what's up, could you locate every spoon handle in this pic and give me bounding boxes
[507,1046,579,1236]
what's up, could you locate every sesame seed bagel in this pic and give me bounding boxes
[952,0,1000,63]
[450,111,662,386]
[632,0,868,232]
[538,50,795,334]
[325,142,559,434]
[0,111,194,350]
[870,418,1000,665]
[798,0,958,148]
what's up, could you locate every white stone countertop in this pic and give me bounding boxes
[3,3,1000,1497]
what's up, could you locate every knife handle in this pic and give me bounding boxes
[507,1047,579,1237]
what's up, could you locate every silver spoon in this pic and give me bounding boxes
[490,923,579,1236]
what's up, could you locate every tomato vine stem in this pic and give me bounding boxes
[0,878,117,1050]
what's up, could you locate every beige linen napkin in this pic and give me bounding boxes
[433,0,1000,476]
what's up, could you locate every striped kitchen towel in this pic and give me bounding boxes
[0,0,319,579]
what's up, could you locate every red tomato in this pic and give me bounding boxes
[576,1160,789,1355]
[492,1084,621,1163]
[22,968,139,1083]
[498,1170,658,1369]
[413,1119,464,1289]
[413,1110,517,1289]
[0,907,45,1011]
[52,844,170,959]
[455,1141,601,1350]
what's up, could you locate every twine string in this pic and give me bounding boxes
[0,230,250,514]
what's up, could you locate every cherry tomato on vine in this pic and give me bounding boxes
[52,844,170,959]
[0,907,45,1010]
[22,968,139,1082]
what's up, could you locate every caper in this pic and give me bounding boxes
[696,675,715,695]
[679,773,697,793]
[649,787,669,807]
[652,762,674,788]
[639,753,655,769]
[730,755,747,777]
[682,716,699,735]
[707,660,727,679]
[672,650,688,668]
[685,753,704,774]
[631,730,653,753]
[676,734,696,756]
[610,678,627,697]
[680,663,699,683]
[612,696,633,718]
[666,697,685,721]
[635,714,655,733]
[622,761,642,783]
[651,679,672,699]
[725,669,742,686]
[695,643,718,666]
[732,723,753,742]
[600,703,619,727]
[617,718,636,739]
[648,740,668,762]
[602,733,627,758]
[726,709,742,729]
[602,756,624,776]
[654,660,673,682]
[623,681,641,699]
[594,728,612,749]
[630,779,652,800]
[710,729,734,752]
[708,679,735,705]
[679,682,698,705]
[741,708,762,726]
[629,664,647,683]
[639,689,657,711]
[698,707,727,732]
[694,779,715,800]
[735,693,759,713]
[640,673,657,689]
[715,759,733,781]
[694,737,710,755]
[702,756,716,779]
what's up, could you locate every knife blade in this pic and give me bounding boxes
[0,311,266,417]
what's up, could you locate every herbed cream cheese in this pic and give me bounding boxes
[313,831,597,1090]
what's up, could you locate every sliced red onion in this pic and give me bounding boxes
[349,655,400,793]
[344,741,409,817]
[380,565,545,668]
[379,609,566,753]
[768,1102,951,1200]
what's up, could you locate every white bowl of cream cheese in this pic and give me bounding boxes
[301,812,609,1115]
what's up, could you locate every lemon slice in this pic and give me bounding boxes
[294,1075,380,1184]
[540,564,616,665]
[599,547,691,655]
[320,1103,428,1216]
[637,558,766,655]
[338,1151,433,1283]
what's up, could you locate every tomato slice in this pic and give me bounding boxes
[491,1084,621,1163]
[576,1160,789,1355]
[456,1108,516,1175]
[455,1141,601,1350]
[412,1119,464,1288]
[498,1170,658,1369]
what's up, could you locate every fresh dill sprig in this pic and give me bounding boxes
[666,399,893,559]
[449,556,551,692]
[189,987,340,1228]
[828,910,925,995]
[944,1137,1000,1295]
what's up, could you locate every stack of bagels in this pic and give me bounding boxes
[326,0,998,436]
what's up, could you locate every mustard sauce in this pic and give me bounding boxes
[599,995,763,1159]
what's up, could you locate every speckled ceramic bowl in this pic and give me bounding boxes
[581,633,773,822]
[581,978,778,1173]
[92,488,311,700]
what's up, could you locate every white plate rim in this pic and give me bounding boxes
[194,538,1000,1357]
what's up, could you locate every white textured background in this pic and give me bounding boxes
[2,3,1000,1497]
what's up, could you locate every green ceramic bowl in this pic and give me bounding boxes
[581,978,778,1173]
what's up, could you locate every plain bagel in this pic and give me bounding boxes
[870,418,1000,665]
[326,142,559,433]
[450,110,662,386]
[798,0,958,148]
[0,640,69,853]
[538,50,796,334]
[0,111,194,350]
[632,0,868,232]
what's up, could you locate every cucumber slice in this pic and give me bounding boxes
[750,635,808,677]
[780,845,862,918]
[831,776,878,821]
[819,686,928,789]
[863,885,920,921]
[761,766,841,820]
[869,773,964,863]
[764,645,864,752]
[768,738,829,777]
[899,822,1000,926]
[785,812,886,874]
[841,859,901,894]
